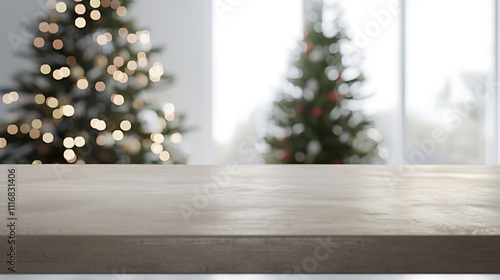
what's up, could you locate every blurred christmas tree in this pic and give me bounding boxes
[0,0,187,164]
[265,1,383,164]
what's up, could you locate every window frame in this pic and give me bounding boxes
[395,0,499,164]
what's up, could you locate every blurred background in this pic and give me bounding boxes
[0,0,498,165]
[0,2,499,280]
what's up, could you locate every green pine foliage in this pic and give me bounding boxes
[0,0,187,164]
[265,3,382,164]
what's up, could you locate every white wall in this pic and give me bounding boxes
[0,1,42,92]
[129,0,213,164]
[0,0,213,164]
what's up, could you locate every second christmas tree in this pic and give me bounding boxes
[265,2,382,164]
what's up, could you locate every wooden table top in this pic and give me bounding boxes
[3,165,500,236]
[1,165,499,273]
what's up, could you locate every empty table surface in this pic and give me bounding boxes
[0,165,499,273]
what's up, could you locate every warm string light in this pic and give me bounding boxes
[31,119,42,129]
[29,129,41,139]
[101,0,110,7]
[113,56,124,67]
[90,10,101,20]
[90,0,101,9]
[40,64,51,75]
[49,23,59,34]
[74,136,86,147]
[64,149,77,163]
[52,66,71,80]
[107,65,117,75]
[34,37,45,48]
[123,137,141,155]
[55,2,67,13]
[46,97,58,108]
[120,120,132,131]
[118,27,128,37]
[163,103,176,121]
[90,118,107,131]
[60,67,71,77]
[75,3,86,15]
[164,113,175,121]
[0,138,7,149]
[149,62,164,82]
[39,22,49,33]
[116,6,127,17]
[52,108,63,119]
[53,39,64,50]
[127,61,138,71]
[137,52,147,66]
[170,133,182,144]
[138,31,151,44]
[34,94,46,104]
[96,135,106,146]
[95,81,106,92]
[63,137,74,148]
[151,133,164,144]
[61,105,75,117]
[42,133,54,144]
[75,17,86,28]
[46,0,57,9]
[2,92,19,104]
[148,139,172,161]
[150,143,163,154]
[126,30,151,45]
[38,21,60,34]
[127,33,137,44]
[112,130,124,141]
[110,94,124,105]
[96,33,112,46]
[77,78,89,90]
[66,56,77,66]
[112,70,129,83]
[110,0,121,10]
[20,124,31,134]
[163,103,175,115]
[7,124,18,135]
[96,35,108,46]
[159,151,170,161]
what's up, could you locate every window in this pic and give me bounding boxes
[212,0,500,164]
[339,0,498,164]
[333,0,400,163]
[212,0,303,163]
[406,0,495,164]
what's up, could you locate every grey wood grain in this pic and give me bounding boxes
[0,165,499,273]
